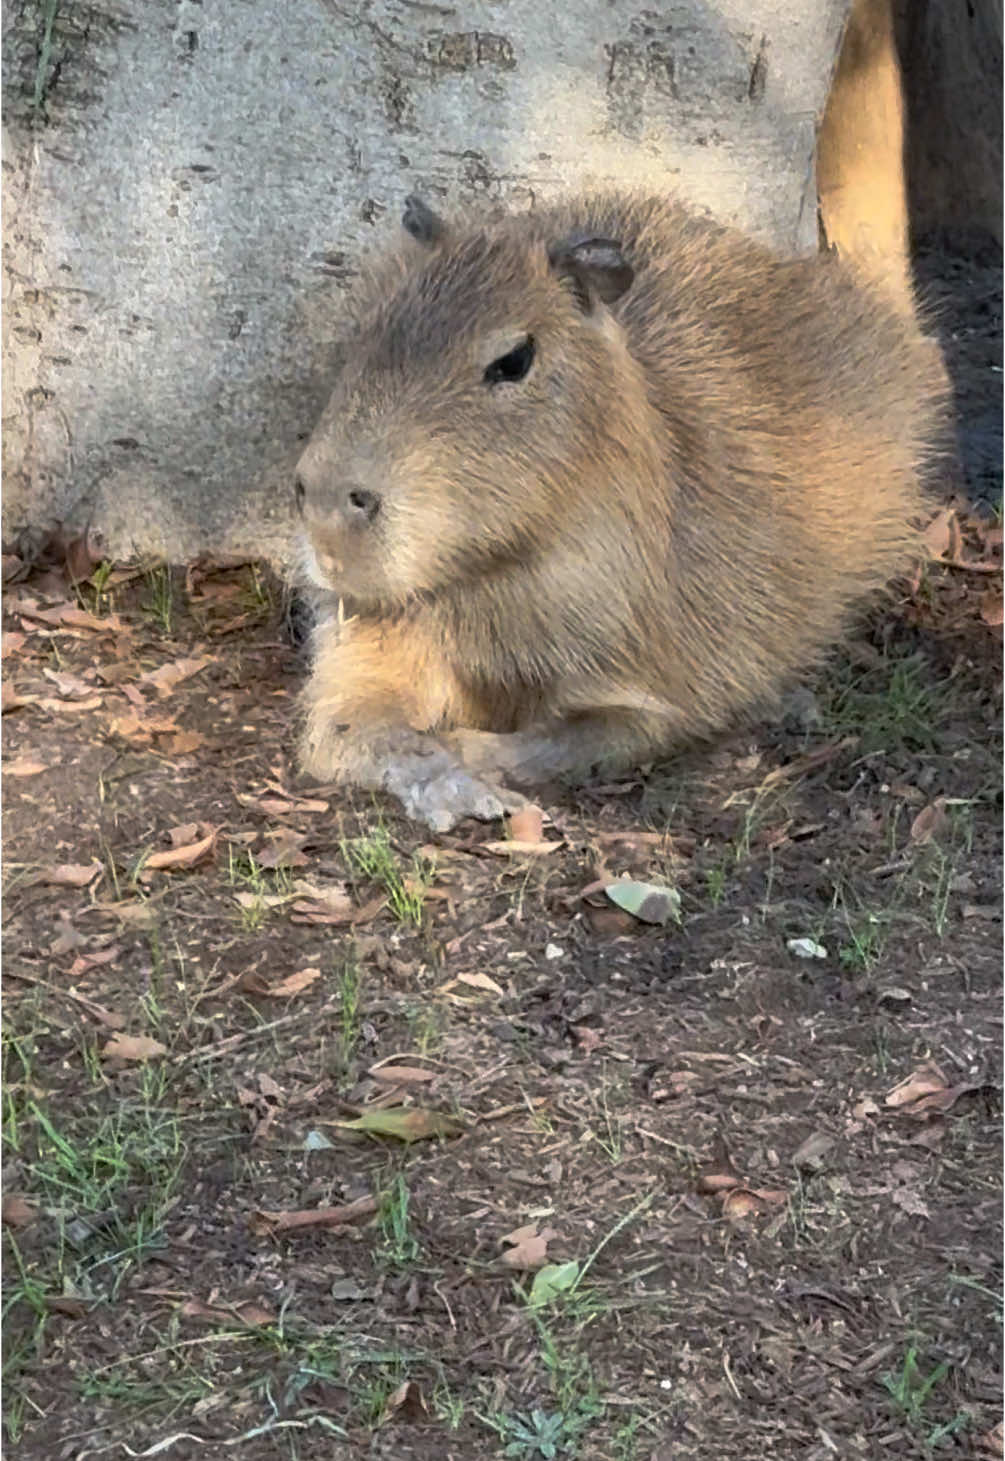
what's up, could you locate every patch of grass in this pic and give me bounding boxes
[226,848,293,931]
[336,953,364,1066]
[705,859,727,908]
[818,649,953,752]
[881,1344,970,1448]
[342,823,433,926]
[377,1174,420,1269]
[142,564,175,635]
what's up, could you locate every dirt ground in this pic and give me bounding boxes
[2,250,1002,1461]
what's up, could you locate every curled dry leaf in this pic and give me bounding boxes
[381,1381,429,1425]
[35,861,103,888]
[500,1224,558,1271]
[909,797,948,846]
[506,803,545,844]
[139,655,215,698]
[42,667,95,698]
[145,824,218,871]
[5,758,48,778]
[721,1187,787,1222]
[24,602,128,633]
[249,1194,378,1236]
[167,730,206,754]
[67,947,120,978]
[2,1195,38,1228]
[979,589,1004,628]
[263,967,322,999]
[1,631,27,657]
[101,1034,167,1062]
[791,1132,836,1171]
[35,695,104,714]
[181,1298,275,1327]
[885,1061,950,1109]
[256,829,309,870]
[605,879,682,926]
[482,838,564,856]
[368,1063,437,1085]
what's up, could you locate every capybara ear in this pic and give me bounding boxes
[547,234,635,310]
[402,195,448,247]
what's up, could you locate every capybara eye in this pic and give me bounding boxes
[293,475,306,510]
[484,336,535,386]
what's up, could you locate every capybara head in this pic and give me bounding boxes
[295,198,644,607]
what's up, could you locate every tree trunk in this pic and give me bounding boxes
[2,0,850,563]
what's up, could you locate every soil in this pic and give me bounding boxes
[2,248,1002,1461]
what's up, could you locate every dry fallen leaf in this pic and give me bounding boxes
[482,838,564,856]
[262,967,322,998]
[181,1298,275,1327]
[368,1063,437,1085]
[909,797,948,846]
[506,804,545,843]
[145,824,218,871]
[35,695,104,714]
[1,631,27,657]
[34,861,103,888]
[500,1224,558,1271]
[2,1195,38,1228]
[979,589,1004,627]
[721,1187,788,1222]
[249,1194,378,1236]
[167,730,207,754]
[67,947,120,978]
[139,655,215,698]
[101,1034,168,1062]
[381,1380,429,1424]
[885,1062,950,1109]
[922,506,961,562]
[24,602,127,633]
[5,758,48,778]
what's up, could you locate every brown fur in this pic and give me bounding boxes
[295,190,950,809]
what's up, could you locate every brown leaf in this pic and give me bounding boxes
[500,1225,556,1271]
[145,825,218,871]
[5,758,48,778]
[909,797,948,846]
[25,602,126,632]
[572,1025,603,1054]
[249,1195,378,1236]
[256,829,309,870]
[167,730,206,754]
[181,1298,275,1327]
[2,1195,38,1228]
[42,667,95,698]
[381,1380,429,1424]
[35,695,104,714]
[140,655,214,698]
[101,1034,167,1062]
[979,589,1004,627]
[885,1062,950,1109]
[263,967,322,998]
[482,839,564,856]
[1,631,27,657]
[507,804,545,844]
[922,506,961,561]
[721,1187,788,1222]
[34,861,103,888]
[791,1132,836,1171]
[977,1421,1004,1456]
[368,1063,437,1085]
[67,947,120,978]
[49,914,85,956]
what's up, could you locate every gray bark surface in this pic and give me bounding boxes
[3,0,849,564]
